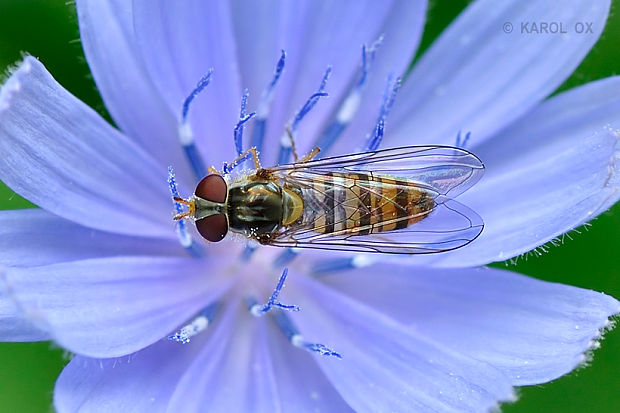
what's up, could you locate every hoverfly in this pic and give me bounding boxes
[173,145,484,254]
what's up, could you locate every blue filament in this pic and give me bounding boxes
[277,146,293,166]
[272,248,299,268]
[182,143,207,179]
[294,341,343,359]
[364,75,401,152]
[240,243,258,262]
[233,89,256,156]
[182,69,214,122]
[249,268,300,316]
[455,131,471,148]
[168,301,220,344]
[271,308,342,359]
[250,119,267,155]
[251,50,286,153]
[311,258,357,275]
[179,69,214,180]
[311,255,376,276]
[167,167,205,258]
[278,67,331,164]
[314,38,384,154]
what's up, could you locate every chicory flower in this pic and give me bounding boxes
[0,0,618,411]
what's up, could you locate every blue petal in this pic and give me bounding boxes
[54,305,351,412]
[167,308,352,411]
[75,0,194,187]
[131,0,243,167]
[0,209,184,267]
[0,57,174,238]
[319,264,619,386]
[54,335,213,412]
[288,275,516,412]
[388,0,610,148]
[431,76,620,267]
[2,256,233,357]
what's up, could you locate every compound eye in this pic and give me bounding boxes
[195,174,227,203]
[196,214,228,242]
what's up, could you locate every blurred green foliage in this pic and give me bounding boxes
[0,0,618,412]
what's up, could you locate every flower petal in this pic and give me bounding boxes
[288,275,516,412]
[0,209,184,267]
[75,0,194,186]
[55,304,350,412]
[54,336,211,412]
[131,0,243,165]
[0,57,174,238]
[230,0,427,161]
[2,256,232,357]
[319,264,620,385]
[388,0,610,147]
[0,284,48,342]
[167,308,351,412]
[432,76,620,267]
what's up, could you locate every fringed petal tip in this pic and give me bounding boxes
[0,55,36,111]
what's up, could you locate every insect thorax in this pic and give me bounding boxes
[227,179,303,238]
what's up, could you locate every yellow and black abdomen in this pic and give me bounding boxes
[307,172,434,235]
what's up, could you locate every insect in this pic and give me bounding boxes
[173,145,484,254]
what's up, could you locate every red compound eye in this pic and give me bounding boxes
[195,174,227,203]
[196,214,228,242]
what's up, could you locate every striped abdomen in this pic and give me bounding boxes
[306,172,434,235]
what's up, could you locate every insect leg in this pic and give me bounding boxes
[223,147,262,174]
[299,147,321,163]
[285,125,299,162]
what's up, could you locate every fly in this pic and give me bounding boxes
[173,145,484,254]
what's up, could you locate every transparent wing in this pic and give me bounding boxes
[270,145,484,197]
[264,169,483,255]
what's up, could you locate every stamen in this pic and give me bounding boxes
[311,255,377,276]
[240,242,258,262]
[248,268,300,316]
[182,70,214,122]
[167,166,205,258]
[233,89,257,157]
[271,307,342,359]
[251,50,286,153]
[315,37,384,153]
[291,336,343,358]
[178,69,214,180]
[278,67,331,165]
[272,247,299,268]
[168,301,220,344]
[364,74,401,152]
[455,131,471,148]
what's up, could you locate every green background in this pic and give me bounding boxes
[0,0,618,411]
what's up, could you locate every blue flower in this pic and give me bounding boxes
[0,0,619,411]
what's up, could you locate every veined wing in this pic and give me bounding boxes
[265,171,483,255]
[269,145,484,198]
